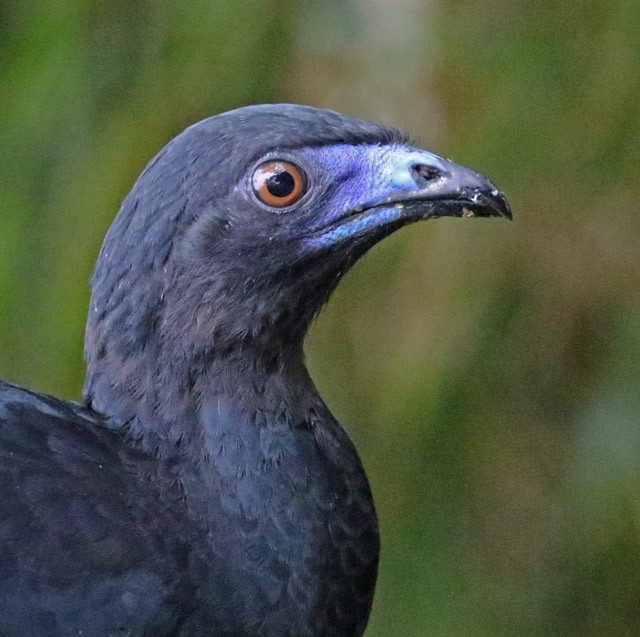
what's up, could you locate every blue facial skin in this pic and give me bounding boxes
[260,143,449,251]
[238,138,508,265]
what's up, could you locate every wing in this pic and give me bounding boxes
[0,382,193,637]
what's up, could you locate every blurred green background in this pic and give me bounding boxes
[2,1,640,635]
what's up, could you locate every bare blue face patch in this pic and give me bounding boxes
[297,143,448,249]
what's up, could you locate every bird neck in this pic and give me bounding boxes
[86,338,322,455]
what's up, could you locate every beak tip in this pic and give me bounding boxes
[442,163,512,221]
[484,181,512,220]
[464,188,512,220]
[498,194,513,221]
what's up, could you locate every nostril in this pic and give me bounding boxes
[409,164,443,188]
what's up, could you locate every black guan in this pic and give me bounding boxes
[0,104,511,636]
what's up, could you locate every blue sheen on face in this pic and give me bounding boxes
[298,143,447,250]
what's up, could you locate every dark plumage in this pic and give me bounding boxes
[0,104,510,636]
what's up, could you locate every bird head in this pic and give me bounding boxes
[84,104,510,418]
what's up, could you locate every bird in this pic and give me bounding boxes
[0,104,511,637]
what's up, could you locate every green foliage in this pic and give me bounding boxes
[2,1,640,634]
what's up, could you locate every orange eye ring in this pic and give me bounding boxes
[252,160,307,208]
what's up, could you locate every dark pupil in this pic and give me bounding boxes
[266,170,295,198]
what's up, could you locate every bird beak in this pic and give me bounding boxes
[301,148,511,253]
[372,158,512,221]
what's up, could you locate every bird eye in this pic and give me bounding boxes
[252,161,307,208]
